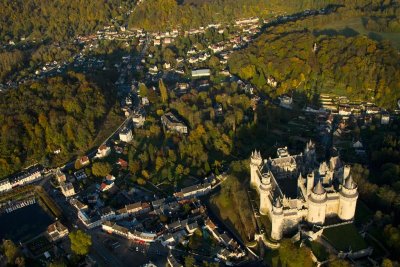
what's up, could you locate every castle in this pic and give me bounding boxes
[250,141,358,240]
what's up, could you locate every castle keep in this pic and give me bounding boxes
[250,141,358,240]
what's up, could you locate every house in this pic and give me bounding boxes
[381,112,390,125]
[9,165,43,187]
[149,66,158,74]
[161,112,188,134]
[365,105,380,114]
[100,206,116,221]
[173,183,211,200]
[191,69,211,78]
[47,221,69,241]
[167,253,183,267]
[0,179,12,194]
[55,168,66,183]
[338,105,352,116]
[154,39,161,46]
[119,127,133,142]
[163,62,171,70]
[132,113,145,127]
[106,174,115,182]
[96,145,111,158]
[79,156,90,166]
[102,221,157,243]
[100,181,115,192]
[152,198,166,209]
[117,158,128,169]
[164,38,172,45]
[214,104,223,117]
[87,193,99,204]
[70,199,88,211]
[126,201,151,215]
[142,97,149,106]
[279,95,293,109]
[186,222,198,234]
[175,83,189,95]
[61,182,75,197]
[74,170,87,180]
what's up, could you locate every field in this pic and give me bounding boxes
[311,17,400,49]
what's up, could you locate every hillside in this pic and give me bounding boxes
[0,73,114,178]
[128,0,343,31]
[0,0,132,42]
[228,29,400,109]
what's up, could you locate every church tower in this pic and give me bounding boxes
[250,150,262,188]
[259,172,272,215]
[307,180,327,224]
[271,198,284,241]
[338,175,358,220]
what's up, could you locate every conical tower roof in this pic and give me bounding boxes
[274,197,282,208]
[313,180,326,195]
[344,175,356,189]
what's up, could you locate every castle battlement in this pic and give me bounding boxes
[250,141,358,241]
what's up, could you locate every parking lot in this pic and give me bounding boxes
[92,228,168,266]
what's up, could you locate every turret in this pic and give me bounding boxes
[343,165,351,183]
[250,150,263,188]
[304,140,316,166]
[271,198,284,241]
[338,175,358,221]
[259,172,272,215]
[306,172,315,196]
[307,180,327,225]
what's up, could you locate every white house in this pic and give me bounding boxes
[61,182,76,197]
[191,69,210,78]
[119,128,133,142]
[96,145,111,158]
[0,179,12,193]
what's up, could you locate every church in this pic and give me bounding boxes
[250,141,358,240]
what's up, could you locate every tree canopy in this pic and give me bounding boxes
[229,29,400,109]
[69,230,92,255]
[0,72,110,178]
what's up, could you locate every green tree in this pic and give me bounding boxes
[69,230,92,255]
[48,261,67,267]
[184,255,197,267]
[139,83,148,97]
[1,240,19,264]
[91,162,112,177]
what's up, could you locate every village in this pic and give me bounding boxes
[0,3,399,266]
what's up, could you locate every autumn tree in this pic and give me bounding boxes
[92,162,112,177]
[69,230,92,255]
[159,79,168,103]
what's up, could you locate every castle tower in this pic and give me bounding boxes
[304,140,316,165]
[250,150,263,188]
[259,172,272,215]
[338,175,358,220]
[307,180,327,225]
[306,172,315,196]
[343,165,351,183]
[271,198,284,241]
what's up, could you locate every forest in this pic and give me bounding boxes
[0,0,132,42]
[228,29,400,109]
[127,0,344,31]
[0,72,110,178]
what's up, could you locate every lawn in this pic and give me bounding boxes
[322,223,367,252]
[308,241,329,261]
